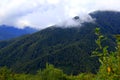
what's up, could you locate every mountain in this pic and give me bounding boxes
[90,11,120,34]
[0,11,120,75]
[0,25,37,40]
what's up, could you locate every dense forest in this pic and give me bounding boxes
[0,11,120,75]
[0,28,120,80]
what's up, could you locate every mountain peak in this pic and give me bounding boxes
[73,16,80,20]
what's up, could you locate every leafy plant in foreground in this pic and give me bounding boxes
[92,28,120,80]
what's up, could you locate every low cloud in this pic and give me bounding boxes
[0,0,120,29]
[57,13,95,28]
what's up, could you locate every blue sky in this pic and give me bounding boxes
[0,0,120,29]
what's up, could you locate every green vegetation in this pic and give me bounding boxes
[92,28,120,80]
[0,25,100,74]
[1,11,120,74]
[0,64,95,80]
[0,28,119,80]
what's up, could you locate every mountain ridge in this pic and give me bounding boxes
[0,25,37,40]
[0,11,120,74]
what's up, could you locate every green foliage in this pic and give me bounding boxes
[0,31,119,80]
[92,28,120,80]
[0,64,95,80]
[0,25,100,74]
[67,73,95,80]
[37,63,66,80]
[0,67,15,80]
[92,28,109,65]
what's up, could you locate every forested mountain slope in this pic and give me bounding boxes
[0,11,120,74]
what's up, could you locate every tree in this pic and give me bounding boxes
[92,28,120,80]
[37,63,67,80]
[0,67,15,80]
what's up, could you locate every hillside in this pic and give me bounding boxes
[0,11,120,74]
[0,25,37,40]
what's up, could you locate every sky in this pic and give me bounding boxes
[0,0,120,29]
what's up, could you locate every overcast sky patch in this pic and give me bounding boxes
[0,0,120,29]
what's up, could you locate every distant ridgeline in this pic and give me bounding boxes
[0,11,120,75]
[0,25,37,40]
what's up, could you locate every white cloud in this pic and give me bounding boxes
[0,0,120,29]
